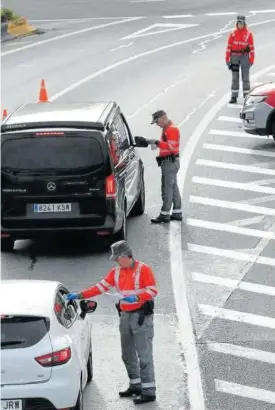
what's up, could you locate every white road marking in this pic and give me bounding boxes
[110,42,133,52]
[163,15,194,18]
[192,176,275,194]
[203,143,275,158]
[250,9,275,14]
[190,195,275,216]
[218,115,242,123]
[127,76,187,118]
[196,159,275,176]
[215,380,275,404]
[227,104,243,108]
[240,195,275,206]
[199,304,275,329]
[192,272,275,296]
[188,244,275,267]
[208,342,275,363]
[209,129,266,139]
[267,72,275,76]
[121,23,199,40]
[130,0,166,2]
[229,215,266,226]
[1,17,143,57]
[205,12,238,16]
[251,178,275,186]
[187,218,275,239]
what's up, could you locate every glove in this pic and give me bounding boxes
[122,295,138,303]
[148,139,160,146]
[66,293,79,300]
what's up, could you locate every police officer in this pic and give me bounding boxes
[226,15,255,104]
[148,110,182,224]
[66,240,158,405]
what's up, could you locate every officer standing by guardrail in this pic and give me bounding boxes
[147,110,182,224]
[226,15,255,104]
[66,240,158,405]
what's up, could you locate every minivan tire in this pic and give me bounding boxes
[74,383,83,410]
[87,344,93,382]
[111,208,126,243]
[272,120,275,141]
[1,238,15,252]
[130,173,145,216]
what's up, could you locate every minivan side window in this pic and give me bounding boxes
[54,290,77,328]
[108,128,121,166]
[113,115,130,152]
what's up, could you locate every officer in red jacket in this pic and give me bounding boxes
[226,15,255,104]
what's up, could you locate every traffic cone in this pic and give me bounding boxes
[2,109,8,120]
[38,79,49,103]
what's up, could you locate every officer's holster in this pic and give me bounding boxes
[115,300,154,326]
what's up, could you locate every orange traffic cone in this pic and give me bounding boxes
[2,109,8,120]
[38,79,49,103]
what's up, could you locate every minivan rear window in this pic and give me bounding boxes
[1,134,104,171]
[1,316,49,350]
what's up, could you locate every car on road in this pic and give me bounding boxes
[1,280,97,410]
[240,81,275,140]
[1,102,145,251]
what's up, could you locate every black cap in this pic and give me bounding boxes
[151,110,167,124]
[109,240,133,261]
[236,15,246,23]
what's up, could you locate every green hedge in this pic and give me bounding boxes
[1,8,20,23]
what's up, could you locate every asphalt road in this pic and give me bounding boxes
[2,1,275,409]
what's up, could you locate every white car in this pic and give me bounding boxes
[1,280,97,410]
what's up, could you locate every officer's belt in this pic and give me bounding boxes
[115,300,154,325]
[156,153,179,166]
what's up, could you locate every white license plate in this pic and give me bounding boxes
[33,203,72,213]
[1,400,22,410]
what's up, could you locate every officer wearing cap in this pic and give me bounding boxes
[66,240,158,405]
[226,15,255,103]
[148,110,182,223]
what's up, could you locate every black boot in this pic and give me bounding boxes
[229,96,237,104]
[134,394,156,405]
[151,215,170,224]
[119,387,141,398]
[170,214,182,221]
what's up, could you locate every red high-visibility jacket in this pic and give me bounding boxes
[158,121,180,157]
[81,260,158,312]
[226,27,255,64]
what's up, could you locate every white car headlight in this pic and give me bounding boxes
[245,95,267,105]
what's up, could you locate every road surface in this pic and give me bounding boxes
[2,1,275,409]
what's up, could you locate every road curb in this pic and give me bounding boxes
[1,16,39,42]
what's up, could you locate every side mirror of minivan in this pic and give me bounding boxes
[79,300,97,319]
[134,136,149,148]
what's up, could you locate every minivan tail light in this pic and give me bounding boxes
[35,347,71,367]
[105,173,116,199]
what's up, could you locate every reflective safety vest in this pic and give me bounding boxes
[226,28,255,64]
[158,121,180,158]
[81,260,158,312]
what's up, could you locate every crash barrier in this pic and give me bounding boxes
[1,16,37,42]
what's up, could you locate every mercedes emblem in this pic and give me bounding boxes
[47,182,56,192]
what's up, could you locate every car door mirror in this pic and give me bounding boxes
[134,136,149,148]
[79,300,97,319]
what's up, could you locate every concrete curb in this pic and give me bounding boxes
[1,17,38,42]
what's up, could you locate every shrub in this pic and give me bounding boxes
[1,8,20,23]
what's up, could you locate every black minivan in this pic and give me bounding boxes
[1,102,145,251]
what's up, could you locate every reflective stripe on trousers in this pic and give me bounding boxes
[119,311,156,396]
[160,158,182,215]
[230,54,251,97]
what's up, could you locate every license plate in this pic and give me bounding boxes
[1,400,22,410]
[33,203,71,213]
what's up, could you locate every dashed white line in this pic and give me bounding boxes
[110,42,133,52]
[208,343,275,364]
[187,218,275,239]
[188,244,275,267]
[218,115,242,123]
[267,72,275,76]
[163,15,194,18]
[250,9,275,14]
[192,176,275,194]
[205,12,238,16]
[196,159,275,176]
[209,129,266,139]
[199,304,275,329]
[215,380,275,404]
[189,195,275,216]
[202,144,275,158]
[227,104,243,109]
[192,272,275,296]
